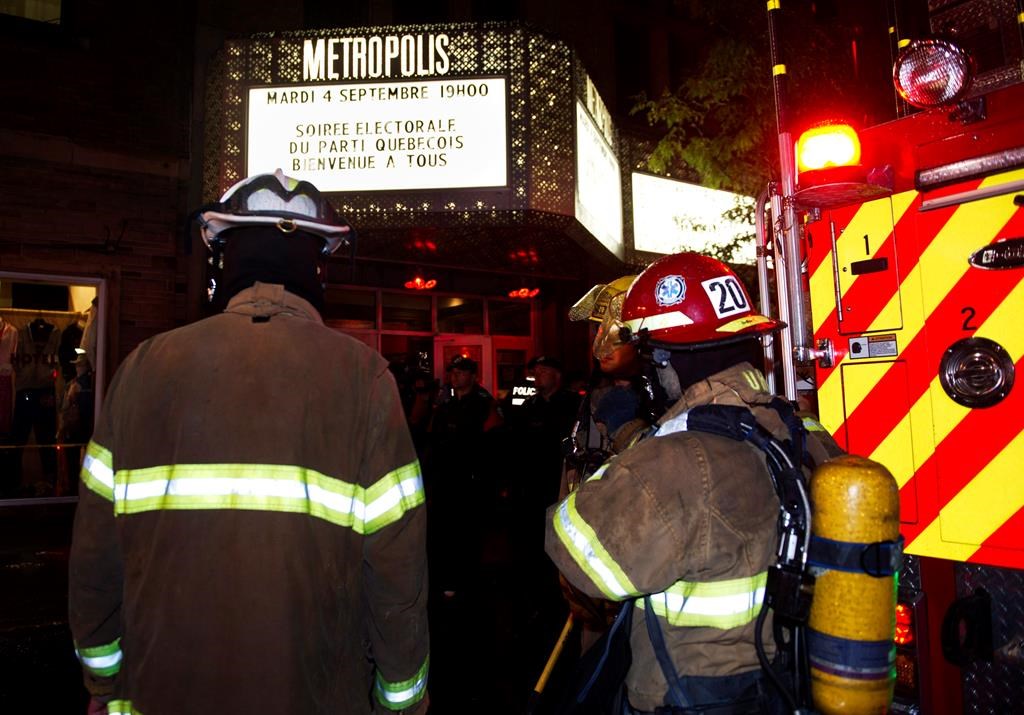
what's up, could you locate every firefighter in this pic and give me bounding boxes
[562,273,642,495]
[69,170,429,715]
[556,275,649,662]
[545,252,843,713]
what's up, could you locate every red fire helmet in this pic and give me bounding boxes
[621,252,783,349]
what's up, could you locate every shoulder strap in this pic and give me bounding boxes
[674,405,813,617]
[643,596,692,708]
[659,403,821,710]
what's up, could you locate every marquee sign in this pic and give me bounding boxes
[247,77,508,192]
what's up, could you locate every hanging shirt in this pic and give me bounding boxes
[15,320,61,390]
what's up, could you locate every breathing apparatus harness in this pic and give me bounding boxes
[641,398,818,713]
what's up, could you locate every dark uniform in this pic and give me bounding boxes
[427,380,498,593]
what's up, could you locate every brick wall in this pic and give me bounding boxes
[0,4,197,376]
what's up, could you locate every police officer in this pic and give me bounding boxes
[69,170,429,714]
[426,355,501,598]
[545,252,843,713]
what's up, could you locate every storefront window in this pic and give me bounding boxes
[1,277,99,501]
[437,296,484,334]
[1,0,61,24]
[488,299,531,336]
[382,293,432,332]
[324,287,377,330]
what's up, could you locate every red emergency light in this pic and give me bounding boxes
[404,276,437,290]
[792,122,892,209]
[508,287,540,299]
[894,602,914,646]
[796,123,861,172]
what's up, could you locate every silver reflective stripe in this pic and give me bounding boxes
[111,461,424,534]
[79,650,122,671]
[375,655,429,709]
[655,412,690,437]
[366,472,423,525]
[81,440,115,501]
[586,463,610,482]
[74,638,123,677]
[641,572,768,628]
[553,496,637,599]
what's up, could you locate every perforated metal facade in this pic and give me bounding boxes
[203,22,626,275]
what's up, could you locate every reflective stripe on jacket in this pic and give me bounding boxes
[69,283,429,714]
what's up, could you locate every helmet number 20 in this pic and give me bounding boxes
[702,276,749,318]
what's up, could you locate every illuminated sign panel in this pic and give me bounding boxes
[301,35,452,81]
[575,101,623,259]
[247,77,508,192]
[631,173,755,263]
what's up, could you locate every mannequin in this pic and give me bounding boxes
[0,315,16,436]
[7,315,62,497]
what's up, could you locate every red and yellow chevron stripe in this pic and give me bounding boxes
[808,167,1024,569]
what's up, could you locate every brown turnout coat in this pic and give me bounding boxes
[545,363,842,711]
[69,283,429,714]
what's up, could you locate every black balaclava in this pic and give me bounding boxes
[216,225,327,312]
[667,336,764,395]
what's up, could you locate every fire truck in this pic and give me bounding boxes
[757,1,1024,712]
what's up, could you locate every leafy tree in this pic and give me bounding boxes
[631,1,895,264]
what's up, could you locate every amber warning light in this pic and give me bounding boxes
[796,124,861,173]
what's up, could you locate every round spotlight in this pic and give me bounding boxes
[939,337,1014,408]
[893,39,974,109]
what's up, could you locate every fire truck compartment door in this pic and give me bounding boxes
[915,170,1024,565]
[828,197,903,335]
[839,360,920,525]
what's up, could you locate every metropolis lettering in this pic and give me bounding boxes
[303,34,451,81]
[246,78,508,192]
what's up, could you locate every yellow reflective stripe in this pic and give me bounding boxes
[82,440,115,501]
[363,461,426,533]
[767,0,780,10]
[112,460,424,534]
[623,310,694,334]
[106,701,141,715]
[586,463,610,482]
[801,417,826,432]
[772,63,786,76]
[639,572,768,628]
[75,638,122,677]
[553,492,638,600]
[375,654,429,710]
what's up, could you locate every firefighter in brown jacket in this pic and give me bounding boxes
[545,253,842,713]
[69,171,429,715]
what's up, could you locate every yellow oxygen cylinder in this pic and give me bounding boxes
[807,455,901,714]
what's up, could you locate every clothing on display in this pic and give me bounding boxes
[0,317,17,435]
[1,308,92,498]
